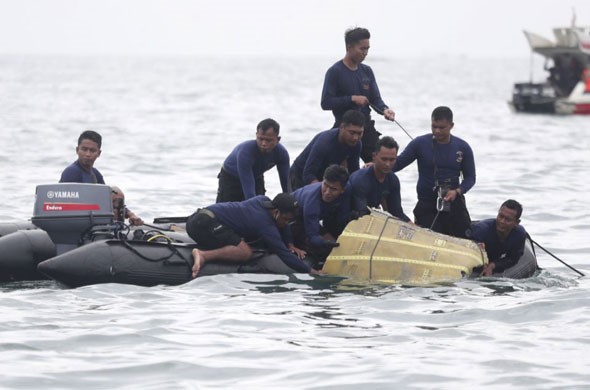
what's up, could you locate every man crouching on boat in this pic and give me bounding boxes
[186,193,320,277]
[466,199,527,276]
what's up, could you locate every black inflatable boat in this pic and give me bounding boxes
[1,183,298,285]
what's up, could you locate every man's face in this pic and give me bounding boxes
[372,146,398,175]
[496,206,519,236]
[339,124,364,147]
[275,211,295,229]
[348,39,370,63]
[321,180,345,203]
[431,118,454,144]
[76,139,101,170]
[256,128,280,154]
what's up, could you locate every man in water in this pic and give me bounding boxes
[394,106,475,238]
[216,118,290,202]
[289,109,363,191]
[186,193,318,277]
[321,27,395,163]
[349,136,410,222]
[291,165,351,266]
[60,130,143,226]
[467,199,527,276]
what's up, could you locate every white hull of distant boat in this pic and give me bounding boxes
[510,24,590,115]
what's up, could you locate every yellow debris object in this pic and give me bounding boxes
[322,210,488,285]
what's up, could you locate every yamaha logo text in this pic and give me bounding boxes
[46,191,80,199]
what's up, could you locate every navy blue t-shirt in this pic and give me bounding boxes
[349,166,410,222]
[291,182,351,248]
[395,134,476,201]
[59,160,105,184]
[207,196,310,272]
[290,128,361,185]
[467,218,527,272]
[321,60,388,125]
[222,140,290,199]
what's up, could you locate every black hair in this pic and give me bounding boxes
[501,199,523,220]
[323,164,349,187]
[345,27,370,47]
[431,106,453,123]
[375,136,399,152]
[257,118,280,135]
[78,130,102,149]
[341,110,365,127]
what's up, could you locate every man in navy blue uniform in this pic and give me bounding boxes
[394,106,475,237]
[217,118,290,203]
[289,109,363,191]
[349,136,410,222]
[467,200,527,276]
[60,130,143,226]
[321,27,395,163]
[186,193,317,277]
[60,130,105,184]
[291,165,351,266]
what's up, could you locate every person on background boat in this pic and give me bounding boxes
[186,193,318,277]
[349,136,410,222]
[289,109,363,191]
[291,164,351,267]
[321,26,395,164]
[466,199,526,276]
[216,118,290,203]
[59,130,144,226]
[394,106,475,238]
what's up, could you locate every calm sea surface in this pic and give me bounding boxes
[1,55,589,389]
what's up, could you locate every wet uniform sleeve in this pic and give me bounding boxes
[365,66,388,113]
[351,175,370,215]
[276,146,290,193]
[321,65,354,112]
[236,146,258,199]
[494,229,526,273]
[262,226,311,273]
[347,143,362,174]
[386,175,410,222]
[302,136,330,185]
[393,138,419,173]
[459,141,476,194]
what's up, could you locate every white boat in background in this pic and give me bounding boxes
[510,23,590,115]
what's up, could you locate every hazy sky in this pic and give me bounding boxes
[0,0,588,58]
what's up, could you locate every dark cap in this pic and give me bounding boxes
[263,193,299,215]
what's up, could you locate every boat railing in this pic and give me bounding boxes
[553,27,590,47]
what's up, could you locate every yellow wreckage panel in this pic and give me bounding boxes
[322,211,488,285]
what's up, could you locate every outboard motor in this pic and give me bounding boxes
[31,183,115,255]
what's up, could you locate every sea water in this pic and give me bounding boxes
[1,55,589,389]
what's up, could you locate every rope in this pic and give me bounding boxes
[368,215,392,280]
[530,237,585,277]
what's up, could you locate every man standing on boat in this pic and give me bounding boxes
[467,199,527,276]
[289,109,363,191]
[321,27,395,163]
[394,106,475,238]
[290,165,351,267]
[349,136,410,222]
[186,193,318,277]
[216,118,290,203]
